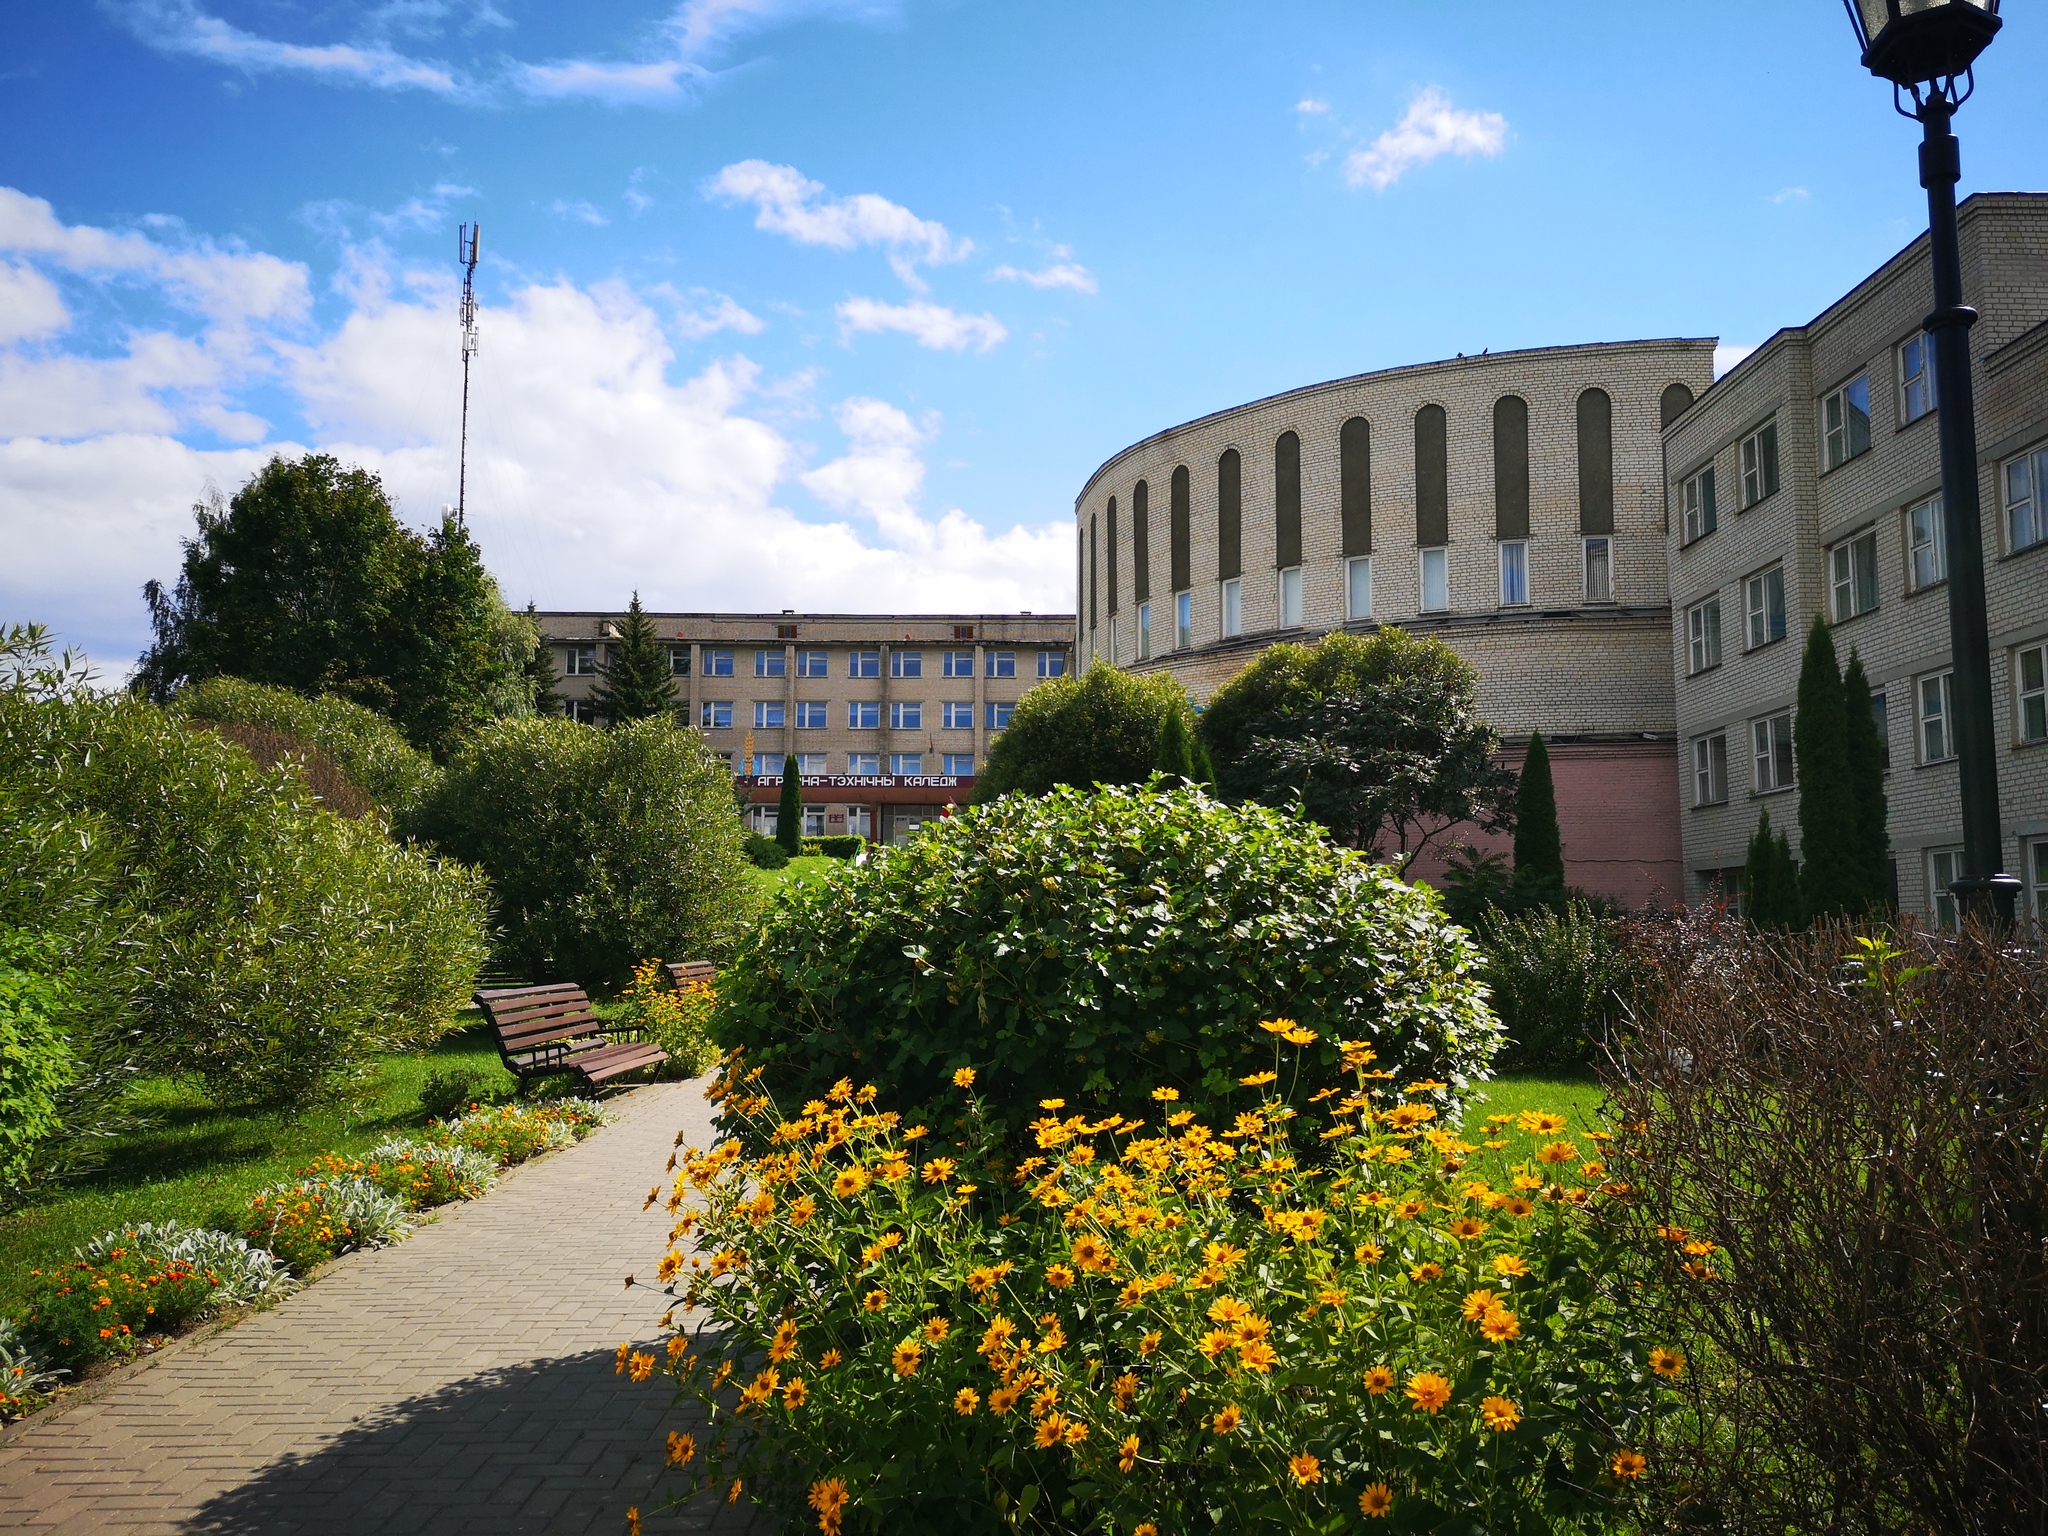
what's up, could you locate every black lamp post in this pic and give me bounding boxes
[1842,0,2022,925]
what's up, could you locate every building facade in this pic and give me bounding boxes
[1665,193,2048,926]
[534,610,1075,845]
[1073,339,1718,909]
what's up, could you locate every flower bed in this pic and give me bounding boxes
[634,1043,1688,1533]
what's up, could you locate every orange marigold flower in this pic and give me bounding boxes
[1288,1453,1322,1486]
[1649,1346,1687,1379]
[1611,1448,1648,1481]
[1405,1371,1453,1413]
[1480,1395,1520,1431]
[1212,1404,1242,1435]
[1118,1433,1140,1473]
[1359,1482,1395,1518]
[1363,1364,1396,1396]
[954,1387,980,1416]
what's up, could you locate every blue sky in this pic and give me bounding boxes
[4,1,2045,671]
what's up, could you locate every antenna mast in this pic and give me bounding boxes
[456,223,481,528]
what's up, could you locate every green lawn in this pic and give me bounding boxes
[0,1026,517,1315]
[746,853,850,896]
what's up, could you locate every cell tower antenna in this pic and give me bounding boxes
[456,222,481,528]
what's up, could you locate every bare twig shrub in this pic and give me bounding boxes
[1604,913,2048,1535]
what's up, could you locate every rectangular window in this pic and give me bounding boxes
[890,700,922,730]
[1175,591,1193,650]
[1037,650,1066,679]
[1137,602,1152,661]
[1929,846,1963,930]
[848,700,880,729]
[795,701,827,729]
[848,650,879,678]
[1682,467,1717,543]
[795,753,826,775]
[1900,332,1937,424]
[668,646,692,676]
[1106,616,1118,664]
[2016,643,2046,744]
[1346,556,1372,620]
[700,700,732,729]
[2005,443,2047,554]
[796,650,828,677]
[1753,711,1794,793]
[1906,495,1947,590]
[704,649,734,677]
[1739,422,1781,508]
[891,650,923,679]
[803,805,827,837]
[1693,732,1728,807]
[942,651,974,678]
[986,701,1015,730]
[1583,537,1612,603]
[889,754,923,775]
[1687,597,1723,675]
[753,700,785,730]
[1220,577,1242,638]
[1830,529,1880,621]
[563,645,598,676]
[1919,670,1955,763]
[1871,689,1891,770]
[1278,566,1302,627]
[942,701,974,729]
[755,649,785,677]
[943,754,975,776]
[1419,547,1448,612]
[1745,565,1787,649]
[1822,374,1873,470]
[987,651,1016,678]
[847,753,880,775]
[750,752,785,777]
[2030,838,2048,922]
[566,698,600,724]
[1498,540,1529,606]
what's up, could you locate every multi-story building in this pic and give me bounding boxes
[535,610,1075,845]
[1665,193,2048,926]
[1074,339,1717,909]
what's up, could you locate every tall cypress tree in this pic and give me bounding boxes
[1794,616,1859,919]
[1841,650,1891,914]
[1743,808,1805,931]
[1512,731,1565,907]
[1154,705,1196,783]
[589,593,675,725]
[776,753,804,855]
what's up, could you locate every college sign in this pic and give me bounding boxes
[738,774,972,791]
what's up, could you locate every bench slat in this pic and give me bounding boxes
[473,981,669,1094]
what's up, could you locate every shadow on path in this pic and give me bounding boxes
[182,1349,753,1536]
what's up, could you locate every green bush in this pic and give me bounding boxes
[745,833,790,870]
[805,835,865,859]
[409,716,756,986]
[417,1068,488,1119]
[973,663,1194,802]
[1481,902,1636,1070]
[170,676,438,817]
[714,783,1499,1139]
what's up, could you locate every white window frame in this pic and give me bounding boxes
[753,700,785,729]
[1687,596,1723,675]
[891,650,923,679]
[1499,540,1529,607]
[668,646,692,677]
[889,753,923,776]
[1739,421,1780,509]
[1753,711,1794,794]
[1822,373,1872,470]
[1419,546,1449,613]
[1583,536,1612,603]
[566,698,599,724]
[2014,642,2046,745]
[1929,846,1963,930]
[1918,670,1955,764]
[2004,442,2047,555]
[795,753,826,775]
[1830,529,1880,622]
[848,650,879,678]
[986,701,1014,730]
[1693,732,1728,807]
[795,701,827,730]
[797,649,829,677]
[847,753,880,775]
[1682,466,1717,543]
[942,700,973,730]
[1899,331,1937,424]
[564,645,599,676]
[890,700,922,730]
[802,805,827,837]
[1220,577,1242,638]
[2028,837,2048,922]
[942,753,975,777]
[942,650,974,678]
[1278,566,1303,627]
[1038,649,1066,679]
[700,700,732,729]
[1744,564,1786,650]
[1346,556,1372,620]
[1106,615,1118,662]
[1906,494,1947,591]
[750,752,785,777]
[1175,591,1193,650]
[986,651,1016,678]
[1137,602,1152,661]
[755,649,785,677]
[847,700,879,730]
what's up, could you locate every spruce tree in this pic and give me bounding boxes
[1794,616,1859,918]
[1742,808,1806,931]
[776,752,804,855]
[1193,738,1218,792]
[1154,705,1196,783]
[521,601,564,716]
[589,593,675,725]
[1511,731,1566,908]
[1841,650,1891,914]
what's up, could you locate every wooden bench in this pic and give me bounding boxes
[473,983,668,1093]
[664,960,717,990]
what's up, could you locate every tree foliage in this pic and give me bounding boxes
[776,756,804,857]
[1199,629,1516,872]
[1795,617,1861,920]
[589,592,676,725]
[1841,651,1891,913]
[1743,808,1805,932]
[973,663,1193,802]
[1153,703,1195,783]
[170,675,438,818]
[1511,730,1566,907]
[520,601,564,717]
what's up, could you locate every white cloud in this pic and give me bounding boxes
[1714,344,1758,378]
[1343,87,1508,192]
[514,57,698,105]
[108,0,464,95]
[987,262,1097,294]
[0,262,69,343]
[708,160,969,289]
[834,298,1007,353]
[1770,186,1811,205]
[1295,98,1329,115]
[550,199,610,227]
[666,289,767,340]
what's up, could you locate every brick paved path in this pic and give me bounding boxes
[0,1081,748,1535]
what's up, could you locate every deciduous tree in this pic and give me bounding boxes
[974,663,1193,802]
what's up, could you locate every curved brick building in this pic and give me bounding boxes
[1074,339,1715,907]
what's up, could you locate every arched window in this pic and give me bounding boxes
[1217,449,1242,581]
[1106,496,1119,615]
[1340,417,1371,556]
[1493,395,1529,539]
[1088,514,1098,631]
[1170,465,1192,591]
[1576,388,1613,535]
[1660,382,1695,428]
[1132,481,1150,603]
[1274,432,1302,570]
[1415,405,1448,546]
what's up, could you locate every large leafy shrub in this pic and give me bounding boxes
[1481,902,1637,1070]
[170,676,438,817]
[634,1064,1680,1534]
[714,783,1499,1138]
[409,716,756,985]
[973,663,1195,802]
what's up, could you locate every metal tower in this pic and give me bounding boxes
[456,223,481,527]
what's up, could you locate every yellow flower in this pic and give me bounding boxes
[1363,1364,1395,1396]
[1405,1371,1453,1413]
[615,1342,632,1375]
[769,1320,800,1363]
[1480,1306,1521,1344]
[891,1340,923,1377]
[1480,1395,1520,1431]
[1134,1526,1159,1536]
[832,1168,871,1199]
[1359,1482,1394,1518]
[1138,1330,1162,1356]
[1317,1288,1346,1306]
[1197,1328,1234,1360]
[1063,1419,1089,1447]
[1537,1140,1579,1165]
[1460,1288,1499,1322]
[1151,1086,1179,1101]
[627,1508,641,1536]
[665,1431,697,1466]
[1118,1434,1140,1473]
[1386,1103,1437,1130]
[809,1475,850,1534]
[819,1348,842,1370]
[1040,1098,1066,1109]
[1045,1264,1076,1290]
[1408,1262,1443,1283]
[1212,1404,1242,1435]
[1288,1453,1322,1486]
[988,1383,1022,1415]
[1279,1027,1317,1046]
[965,1262,1013,1299]
[862,1288,889,1312]
[923,1316,951,1343]
[1112,1372,1140,1409]
[1237,1339,1279,1374]
[1649,1346,1686,1379]
[628,1352,656,1382]
[1394,1198,1427,1219]
[921,1158,958,1184]
[1034,1414,1067,1448]
[1610,1448,1647,1481]
[1502,1196,1535,1218]
[954,1387,980,1416]
[1071,1234,1115,1274]
[1240,1071,1279,1087]
[1356,1242,1383,1264]
[1493,1254,1531,1278]
[953,1068,976,1088]
[979,1316,1017,1354]
[657,1249,685,1282]
[783,1377,808,1408]
[1447,1216,1487,1241]
[1257,1018,1298,1035]
[1517,1110,1568,1135]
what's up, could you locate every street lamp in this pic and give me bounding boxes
[1842,0,2022,924]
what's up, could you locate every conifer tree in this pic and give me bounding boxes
[1743,808,1805,931]
[589,593,675,725]
[1511,731,1566,908]
[776,752,804,855]
[521,601,564,717]
[1193,738,1218,792]
[1154,704,1196,783]
[1794,616,1859,919]
[1841,650,1891,914]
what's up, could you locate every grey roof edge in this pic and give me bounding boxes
[534,611,1077,625]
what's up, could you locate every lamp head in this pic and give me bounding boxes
[1844,0,2000,88]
